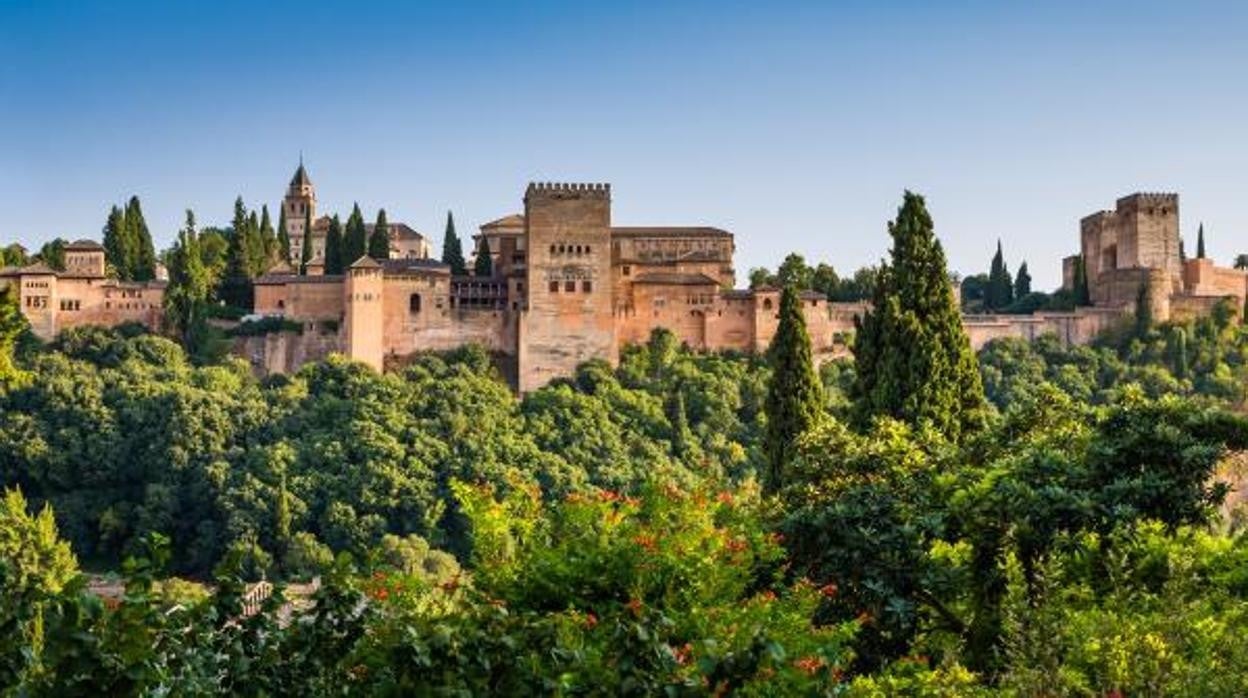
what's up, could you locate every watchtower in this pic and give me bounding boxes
[518,182,616,392]
[344,256,385,371]
[283,162,317,263]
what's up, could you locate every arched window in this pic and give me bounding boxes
[763,298,773,311]
[409,293,422,313]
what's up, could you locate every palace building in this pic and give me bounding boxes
[251,168,859,391]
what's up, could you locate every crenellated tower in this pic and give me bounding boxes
[518,182,616,392]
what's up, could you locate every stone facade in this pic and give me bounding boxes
[249,180,861,390]
[0,240,166,341]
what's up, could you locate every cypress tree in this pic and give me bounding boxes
[763,285,822,494]
[1169,326,1189,379]
[247,210,265,276]
[851,191,985,442]
[227,197,252,279]
[344,203,367,263]
[441,211,466,275]
[259,205,277,269]
[1135,278,1154,337]
[125,196,156,281]
[1196,223,1207,259]
[166,209,212,348]
[300,206,313,275]
[1014,261,1032,298]
[368,209,391,260]
[277,206,291,263]
[986,240,1013,311]
[1073,255,1091,307]
[103,205,128,279]
[325,215,345,274]
[474,237,494,277]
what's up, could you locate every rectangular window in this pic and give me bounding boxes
[564,280,576,293]
[622,265,631,276]
[582,280,593,293]
[549,281,559,293]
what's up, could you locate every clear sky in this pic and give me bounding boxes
[2,0,1246,288]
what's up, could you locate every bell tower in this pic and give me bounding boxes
[283,160,317,263]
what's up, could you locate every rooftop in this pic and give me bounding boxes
[632,272,721,286]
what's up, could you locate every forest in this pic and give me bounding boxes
[3,192,1248,695]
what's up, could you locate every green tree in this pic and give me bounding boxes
[1014,261,1031,298]
[851,191,985,442]
[258,205,277,270]
[35,239,66,271]
[1196,223,1207,259]
[748,267,773,289]
[1234,253,1248,270]
[986,240,1013,311]
[125,196,157,281]
[368,209,390,260]
[1135,278,1154,337]
[763,286,822,493]
[474,237,493,277]
[324,215,345,274]
[276,206,291,263]
[164,210,225,363]
[344,203,367,264]
[775,253,813,290]
[441,211,466,275]
[0,286,28,391]
[227,197,253,280]
[102,205,129,278]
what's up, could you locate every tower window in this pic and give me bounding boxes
[409,293,422,313]
[622,265,631,276]
[549,281,559,292]
[582,280,593,293]
[564,280,575,292]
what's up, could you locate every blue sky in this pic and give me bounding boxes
[2,0,1246,288]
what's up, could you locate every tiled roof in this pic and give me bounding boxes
[254,274,345,285]
[481,214,526,230]
[65,239,105,251]
[381,258,449,274]
[632,272,721,286]
[290,164,312,188]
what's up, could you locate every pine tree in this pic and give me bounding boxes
[102,205,128,279]
[277,207,291,263]
[763,286,822,494]
[344,203,367,263]
[441,211,466,275]
[1196,223,1207,259]
[986,240,1013,311]
[368,209,390,260]
[300,206,314,275]
[1073,255,1091,307]
[851,191,985,442]
[325,215,345,275]
[1014,261,1032,298]
[474,237,493,277]
[125,196,156,281]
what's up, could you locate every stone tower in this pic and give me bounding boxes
[344,256,385,371]
[518,183,616,393]
[283,162,317,263]
[1115,193,1181,288]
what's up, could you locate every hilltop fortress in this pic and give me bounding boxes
[3,167,1245,391]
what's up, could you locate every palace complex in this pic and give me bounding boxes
[4,164,1245,391]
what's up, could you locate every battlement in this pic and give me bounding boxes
[1116,192,1178,213]
[525,182,611,201]
[1080,210,1116,230]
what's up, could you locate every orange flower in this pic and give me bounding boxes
[724,537,748,554]
[632,533,657,551]
[759,590,777,603]
[371,587,389,601]
[716,491,734,505]
[584,612,598,629]
[819,582,839,598]
[626,596,643,617]
[597,489,621,503]
[672,642,693,665]
[794,655,824,675]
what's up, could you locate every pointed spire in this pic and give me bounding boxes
[291,160,312,188]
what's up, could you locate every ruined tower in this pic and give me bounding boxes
[518,183,616,393]
[344,256,385,371]
[283,162,317,264]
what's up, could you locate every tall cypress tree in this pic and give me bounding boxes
[1014,261,1032,298]
[300,206,313,275]
[441,211,466,275]
[851,191,985,442]
[368,209,391,260]
[344,203,367,263]
[763,285,822,494]
[1135,278,1154,337]
[125,196,156,281]
[1196,223,1207,259]
[325,215,345,274]
[247,210,265,276]
[258,205,277,269]
[986,240,1013,311]
[103,205,128,279]
[166,209,212,349]
[474,237,494,277]
[276,207,291,264]
[1073,255,1091,307]
[227,197,252,280]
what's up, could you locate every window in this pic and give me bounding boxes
[622,265,631,276]
[585,245,591,254]
[277,300,285,310]
[409,294,421,313]
[550,244,557,255]
[549,281,559,292]
[582,280,592,293]
[763,298,773,311]
[565,280,576,293]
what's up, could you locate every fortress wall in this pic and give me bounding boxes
[963,307,1128,351]
[702,297,756,352]
[234,330,341,376]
